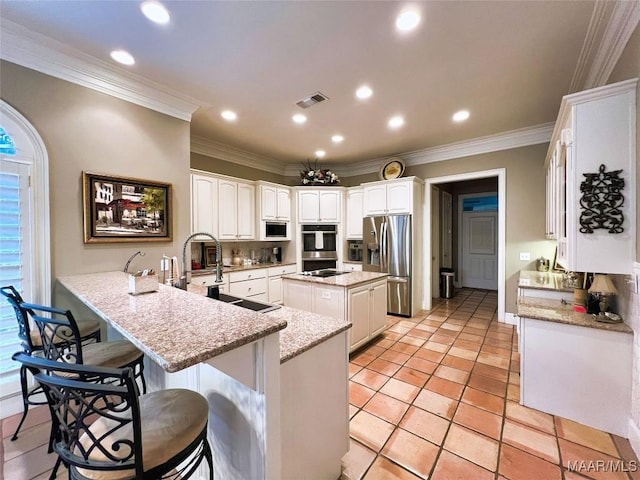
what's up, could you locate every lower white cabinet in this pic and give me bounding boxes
[267,264,297,304]
[282,277,387,352]
[190,273,228,293]
[228,269,267,301]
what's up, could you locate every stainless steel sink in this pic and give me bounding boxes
[214,292,281,313]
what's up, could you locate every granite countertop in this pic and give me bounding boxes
[282,271,388,288]
[57,271,287,373]
[186,283,351,364]
[518,270,573,292]
[192,261,296,276]
[517,295,632,334]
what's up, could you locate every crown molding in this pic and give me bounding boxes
[0,19,201,121]
[191,136,286,175]
[583,0,640,89]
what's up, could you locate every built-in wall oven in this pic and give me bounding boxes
[301,224,337,271]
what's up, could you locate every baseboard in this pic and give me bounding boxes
[629,417,640,460]
[503,313,520,333]
[0,393,24,419]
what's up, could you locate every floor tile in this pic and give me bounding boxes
[403,357,437,375]
[498,443,562,480]
[434,365,469,385]
[422,341,450,353]
[390,342,420,355]
[413,389,458,420]
[473,362,509,382]
[476,352,510,369]
[425,376,465,400]
[3,443,58,480]
[367,358,402,377]
[342,439,377,480]
[396,336,425,348]
[350,411,395,453]
[399,406,450,446]
[350,404,359,419]
[504,401,555,435]
[379,349,411,366]
[2,405,50,440]
[453,402,502,440]
[558,438,629,480]
[381,428,439,479]
[392,367,430,388]
[350,381,376,408]
[502,419,559,463]
[467,373,507,397]
[443,423,499,471]
[412,348,444,363]
[352,368,391,391]
[2,422,52,462]
[461,387,504,415]
[431,450,494,480]
[555,416,619,457]
[440,354,475,372]
[363,393,410,425]
[447,346,478,361]
[352,351,378,367]
[362,456,422,480]
[379,378,420,404]
[350,363,364,378]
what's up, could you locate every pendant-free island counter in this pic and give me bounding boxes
[55,271,352,480]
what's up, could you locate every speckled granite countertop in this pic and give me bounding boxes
[191,261,296,276]
[186,283,351,364]
[57,271,287,372]
[518,270,573,292]
[517,296,632,334]
[282,271,388,288]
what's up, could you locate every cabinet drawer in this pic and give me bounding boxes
[267,264,297,277]
[229,269,267,283]
[191,274,229,287]
[229,277,267,297]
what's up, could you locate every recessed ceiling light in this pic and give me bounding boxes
[388,115,405,129]
[332,135,344,144]
[355,85,373,100]
[221,110,237,121]
[453,110,470,122]
[315,150,326,158]
[140,1,170,25]
[292,114,307,124]
[396,9,421,32]
[110,49,135,66]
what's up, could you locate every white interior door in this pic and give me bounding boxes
[441,191,452,268]
[430,187,440,299]
[461,211,498,290]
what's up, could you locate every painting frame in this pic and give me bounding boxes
[204,246,218,268]
[82,171,172,243]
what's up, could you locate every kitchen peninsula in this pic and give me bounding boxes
[282,270,389,352]
[55,271,351,480]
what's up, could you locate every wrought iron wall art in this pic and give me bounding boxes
[579,164,624,234]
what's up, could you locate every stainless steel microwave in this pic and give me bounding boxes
[264,221,289,240]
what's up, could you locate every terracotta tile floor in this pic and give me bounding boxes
[342,288,640,480]
[2,288,639,479]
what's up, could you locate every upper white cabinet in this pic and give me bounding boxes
[363,177,417,216]
[297,189,342,223]
[191,173,218,237]
[546,79,637,274]
[346,187,364,239]
[218,179,255,240]
[258,182,291,222]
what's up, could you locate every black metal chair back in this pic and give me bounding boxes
[0,285,37,354]
[13,352,145,479]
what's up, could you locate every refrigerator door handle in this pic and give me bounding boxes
[381,219,387,272]
[388,276,409,283]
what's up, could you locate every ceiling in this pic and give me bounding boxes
[0,1,635,168]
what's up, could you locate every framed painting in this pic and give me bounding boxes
[82,171,172,243]
[204,246,218,268]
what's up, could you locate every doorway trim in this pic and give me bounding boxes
[423,168,506,322]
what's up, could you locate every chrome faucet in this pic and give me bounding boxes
[176,232,223,290]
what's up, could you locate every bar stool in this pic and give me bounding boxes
[0,285,101,441]
[13,352,213,480]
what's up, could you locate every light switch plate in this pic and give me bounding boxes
[519,252,530,261]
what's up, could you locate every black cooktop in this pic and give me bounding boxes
[302,270,349,278]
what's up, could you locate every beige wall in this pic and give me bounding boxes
[1,60,191,282]
[191,152,285,183]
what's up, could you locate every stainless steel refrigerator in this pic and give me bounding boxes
[363,215,412,316]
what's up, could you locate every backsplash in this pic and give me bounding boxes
[190,241,293,267]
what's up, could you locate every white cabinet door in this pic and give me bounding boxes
[363,184,387,216]
[268,276,283,304]
[312,284,345,321]
[261,185,278,220]
[283,280,313,311]
[298,191,320,223]
[237,182,255,239]
[218,180,238,240]
[277,188,291,221]
[386,181,412,214]
[346,188,363,239]
[191,174,218,236]
[348,285,370,350]
[318,191,341,223]
[369,280,387,336]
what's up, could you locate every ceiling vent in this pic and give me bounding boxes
[296,91,329,109]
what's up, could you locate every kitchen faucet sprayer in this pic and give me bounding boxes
[177,232,222,290]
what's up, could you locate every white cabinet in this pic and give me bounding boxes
[228,269,267,301]
[348,280,386,352]
[219,179,255,240]
[346,187,364,239]
[297,189,342,223]
[259,183,291,221]
[363,177,416,216]
[267,264,297,305]
[191,173,218,237]
[190,273,228,293]
[545,79,636,274]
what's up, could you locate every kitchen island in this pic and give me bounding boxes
[55,271,351,480]
[282,271,388,352]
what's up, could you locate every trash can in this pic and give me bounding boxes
[440,268,455,299]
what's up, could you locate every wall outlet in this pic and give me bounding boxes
[519,252,530,261]
[321,291,331,300]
